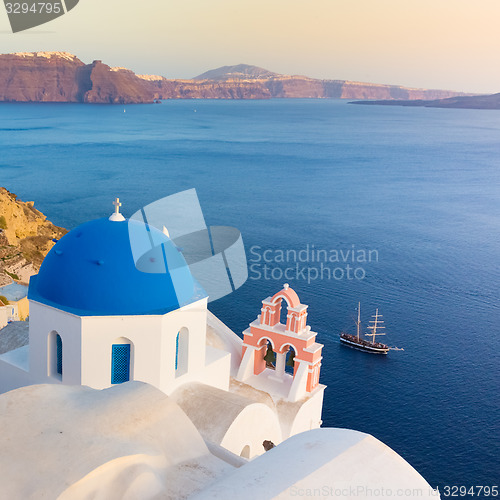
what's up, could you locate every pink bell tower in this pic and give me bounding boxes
[237,284,323,402]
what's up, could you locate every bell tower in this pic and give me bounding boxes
[237,284,323,402]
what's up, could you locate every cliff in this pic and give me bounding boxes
[0,52,83,102]
[0,53,471,104]
[0,188,67,286]
[194,65,468,100]
[84,63,154,104]
[0,52,154,104]
[142,75,467,101]
[140,77,272,100]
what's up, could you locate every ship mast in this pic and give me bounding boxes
[366,308,386,344]
[356,302,361,341]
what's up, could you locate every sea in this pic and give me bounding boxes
[1,99,499,494]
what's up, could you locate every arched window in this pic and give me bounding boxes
[279,299,288,326]
[48,331,63,379]
[240,445,250,459]
[284,345,297,375]
[175,328,189,377]
[111,338,132,384]
[175,332,179,370]
[56,334,62,375]
[263,341,276,369]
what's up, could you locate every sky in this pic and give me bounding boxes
[0,0,499,93]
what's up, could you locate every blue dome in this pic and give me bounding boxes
[29,217,206,316]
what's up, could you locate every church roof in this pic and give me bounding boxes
[194,427,438,499]
[0,382,227,499]
[28,217,206,316]
[0,321,29,355]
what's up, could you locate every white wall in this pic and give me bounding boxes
[206,311,243,376]
[220,403,283,459]
[80,314,163,389]
[160,299,231,394]
[165,345,230,395]
[288,387,325,438]
[0,346,32,393]
[26,298,231,398]
[0,307,8,329]
[29,301,82,385]
[0,304,18,328]
[159,298,209,390]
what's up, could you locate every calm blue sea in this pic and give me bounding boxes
[1,100,499,493]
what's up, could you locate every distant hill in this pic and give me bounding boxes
[351,92,500,110]
[193,64,280,81]
[0,52,473,104]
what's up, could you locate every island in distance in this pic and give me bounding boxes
[350,92,500,110]
[0,52,472,104]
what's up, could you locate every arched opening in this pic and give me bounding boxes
[284,344,297,376]
[56,334,62,375]
[259,338,275,370]
[240,445,251,459]
[111,338,133,384]
[279,298,289,327]
[175,327,189,377]
[47,331,63,379]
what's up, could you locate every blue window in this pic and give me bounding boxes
[111,344,130,384]
[56,334,63,375]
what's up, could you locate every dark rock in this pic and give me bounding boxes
[263,440,275,451]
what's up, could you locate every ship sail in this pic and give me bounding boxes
[366,308,386,344]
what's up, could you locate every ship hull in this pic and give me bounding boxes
[339,335,389,354]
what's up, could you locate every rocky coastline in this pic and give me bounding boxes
[0,187,66,287]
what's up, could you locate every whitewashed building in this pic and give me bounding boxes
[0,201,440,498]
[0,202,325,459]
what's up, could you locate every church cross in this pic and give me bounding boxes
[113,197,122,215]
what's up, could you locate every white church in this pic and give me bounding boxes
[0,201,440,499]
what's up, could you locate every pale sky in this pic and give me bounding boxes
[0,0,499,93]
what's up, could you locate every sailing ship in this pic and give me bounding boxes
[340,303,389,354]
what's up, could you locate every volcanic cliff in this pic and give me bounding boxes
[0,52,471,104]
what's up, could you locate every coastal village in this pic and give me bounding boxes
[0,187,65,328]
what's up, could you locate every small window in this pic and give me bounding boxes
[175,328,189,377]
[48,331,62,379]
[111,344,131,384]
[56,334,63,375]
[175,332,179,370]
